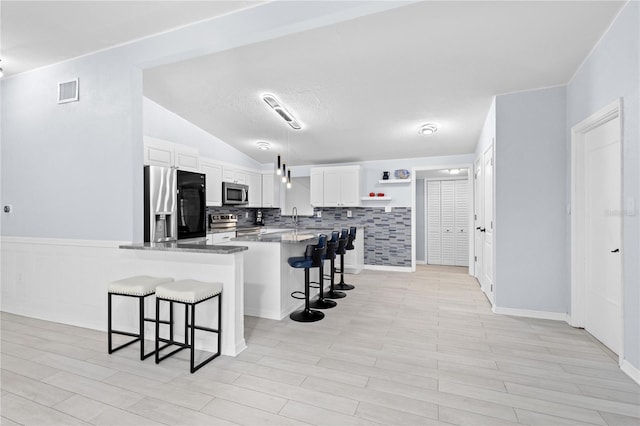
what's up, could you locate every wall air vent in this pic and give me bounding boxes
[58,78,79,104]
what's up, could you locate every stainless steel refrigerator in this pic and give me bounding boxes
[144,165,177,242]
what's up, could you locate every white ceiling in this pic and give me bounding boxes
[2,1,625,166]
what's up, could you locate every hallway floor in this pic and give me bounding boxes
[1,266,639,425]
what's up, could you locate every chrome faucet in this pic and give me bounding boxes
[291,206,298,233]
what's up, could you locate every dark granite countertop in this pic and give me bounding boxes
[119,241,248,254]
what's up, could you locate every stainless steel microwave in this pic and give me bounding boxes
[222,182,249,205]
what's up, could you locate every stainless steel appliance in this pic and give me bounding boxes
[222,182,249,205]
[177,170,206,240]
[144,165,177,242]
[209,214,238,233]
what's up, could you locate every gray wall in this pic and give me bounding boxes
[567,1,639,370]
[495,86,568,313]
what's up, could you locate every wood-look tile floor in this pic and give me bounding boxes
[2,265,639,425]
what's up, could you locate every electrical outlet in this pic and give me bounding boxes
[245,211,249,219]
[347,210,352,218]
[316,210,322,218]
[3,205,12,214]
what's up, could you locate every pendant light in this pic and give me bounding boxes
[276,155,282,175]
[287,170,292,189]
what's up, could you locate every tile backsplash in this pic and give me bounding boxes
[207,207,412,267]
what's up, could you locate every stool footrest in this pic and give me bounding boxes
[109,336,140,353]
[111,329,140,338]
[290,291,305,300]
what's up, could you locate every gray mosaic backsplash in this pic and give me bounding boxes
[207,206,412,267]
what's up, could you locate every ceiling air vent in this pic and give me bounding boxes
[58,78,79,104]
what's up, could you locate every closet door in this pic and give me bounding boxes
[455,180,469,266]
[440,181,456,266]
[427,181,441,265]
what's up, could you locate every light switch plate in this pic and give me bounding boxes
[316,210,322,218]
[347,210,352,218]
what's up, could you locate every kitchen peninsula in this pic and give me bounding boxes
[227,229,320,320]
[119,242,248,356]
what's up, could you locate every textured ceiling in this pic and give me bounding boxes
[143,1,624,166]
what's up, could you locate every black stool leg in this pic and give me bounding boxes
[290,268,324,322]
[335,253,355,291]
[108,293,113,353]
[325,256,346,299]
[310,262,337,309]
[139,296,145,360]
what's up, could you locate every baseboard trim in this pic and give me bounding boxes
[415,260,427,265]
[621,360,640,385]
[492,306,568,322]
[364,265,412,273]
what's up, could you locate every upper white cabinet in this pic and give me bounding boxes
[310,169,324,207]
[246,171,262,208]
[200,159,223,207]
[310,165,361,207]
[261,173,280,208]
[143,136,199,172]
[222,167,246,184]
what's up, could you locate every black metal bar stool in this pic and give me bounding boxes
[155,279,222,373]
[107,275,173,360]
[288,234,327,322]
[335,227,356,291]
[324,231,346,300]
[309,232,337,309]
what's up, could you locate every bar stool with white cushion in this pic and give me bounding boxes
[155,279,222,373]
[108,275,173,360]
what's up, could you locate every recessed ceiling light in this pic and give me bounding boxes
[418,123,438,135]
[256,141,271,151]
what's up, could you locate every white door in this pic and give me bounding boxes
[584,117,622,354]
[474,159,484,281]
[483,145,494,301]
[454,180,469,267]
[440,181,456,265]
[427,181,442,265]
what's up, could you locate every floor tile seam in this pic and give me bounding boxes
[493,363,640,391]
[504,382,640,417]
[30,353,120,383]
[0,353,64,381]
[3,389,93,425]
[575,381,640,397]
[512,405,608,426]
[1,368,81,405]
[439,381,609,424]
[83,356,181,384]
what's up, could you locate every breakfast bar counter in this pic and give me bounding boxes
[118,242,248,356]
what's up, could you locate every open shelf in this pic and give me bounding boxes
[361,196,391,201]
[379,179,411,184]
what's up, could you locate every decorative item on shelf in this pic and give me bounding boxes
[394,169,410,179]
[382,171,390,180]
[377,192,385,197]
[369,192,375,197]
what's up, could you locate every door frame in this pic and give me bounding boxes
[411,164,473,272]
[570,98,623,361]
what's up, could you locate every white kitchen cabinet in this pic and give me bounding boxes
[222,167,246,184]
[310,169,324,207]
[310,165,361,207]
[143,136,199,171]
[200,159,223,207]
[427,179,468,267]
[246,171,262,208]
[261,172,280,208]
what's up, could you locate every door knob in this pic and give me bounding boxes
[480,228,486,233]
[611,248,620,253]
[476,227,481,230]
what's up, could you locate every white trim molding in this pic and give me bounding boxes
[364,265,412,273]
[621,360,640,385]
[492,306,568,322]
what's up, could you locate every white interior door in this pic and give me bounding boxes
[454,180,469,266]
[427,181,441,265]
[483,145,494,301]
[474,159,484,282]
[584,117,622,354]
[441,181,456,266]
